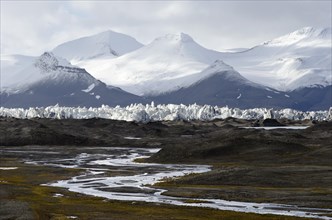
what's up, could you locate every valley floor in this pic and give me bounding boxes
[0,117,331,219]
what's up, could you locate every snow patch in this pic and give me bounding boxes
[82,83,95,93]
[0,167,18,170]
[243,126,309,130]
[124,136,142,140]
[53,193,64,198]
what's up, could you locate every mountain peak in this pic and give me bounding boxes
[155,32,194,43]
[97,29,119,35]
[287,27,331,39]
[292,26,316,36]
[202,59,247,82]
[52,30,143,62]
[263,27,331,46]
[34,52,59,72]
[34,52,73,72]
[94,29,131,40]
[208,60,234,71]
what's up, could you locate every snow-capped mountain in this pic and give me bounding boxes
[74,32,224,96]
[71,27,331,96]
[150,59,331,110]
[2,52,75,92]
[0,52,148,108]
[150,60,299,109]
[221,27,332,91]
[53,30,143,63]
[1,27,331,110]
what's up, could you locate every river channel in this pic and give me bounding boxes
[1,145,331,219]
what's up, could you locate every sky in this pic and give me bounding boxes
[1,0,331,56]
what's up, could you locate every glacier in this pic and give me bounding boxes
[1,103,331,122]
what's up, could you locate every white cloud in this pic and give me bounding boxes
[1,1,331,56]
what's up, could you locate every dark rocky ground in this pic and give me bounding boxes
[0,117,331,219]
[0,116,318,147]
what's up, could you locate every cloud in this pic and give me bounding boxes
[1,1,331,56]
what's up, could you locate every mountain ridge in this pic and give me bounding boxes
[74,32,225,96]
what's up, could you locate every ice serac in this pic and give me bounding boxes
[52,30,143,62]
[75,32,224,96]
[0,52,148,108]
[0,104,329,122]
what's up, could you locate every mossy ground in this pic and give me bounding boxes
[154,163,332,209]
[0,158,315,220]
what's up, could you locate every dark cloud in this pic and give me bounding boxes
[1,1,331,55]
